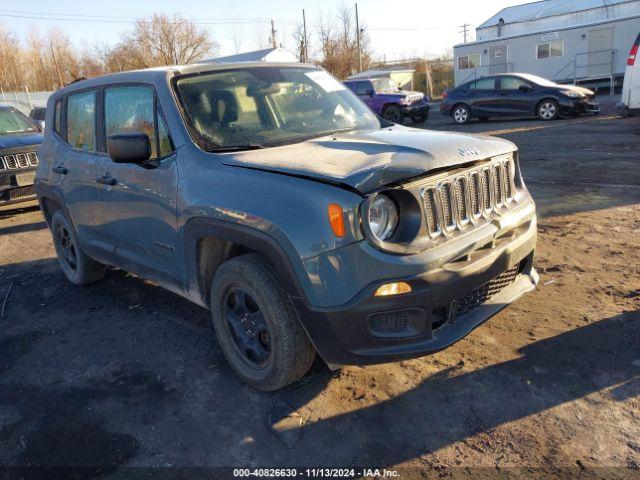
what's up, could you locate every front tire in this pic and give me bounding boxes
[382,105,404,124]
[210,254,316,391]
[50,210,105,285]
[537,100,559,121]
[452,104,471,124]
[411,113,429,123]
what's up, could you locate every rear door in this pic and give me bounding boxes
[497,76,536,115]
[95,84,181,289]
[467,77,500,116]
[55,89,113,263]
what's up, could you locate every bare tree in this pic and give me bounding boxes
[120,13,216,68]
[317,5,371,79]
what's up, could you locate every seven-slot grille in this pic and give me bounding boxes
[0,151,39,171]
[420,157,516,239]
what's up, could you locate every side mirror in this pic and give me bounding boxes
[107,133,151,164]
[518,85,532,93]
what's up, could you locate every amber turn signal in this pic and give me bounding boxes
[374,282,412,297]
[327,204,346,238]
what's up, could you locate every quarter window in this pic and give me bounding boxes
[54,99,62,134]
[537,41,564,59]
[67,91,96,152]
[458,54,481,70]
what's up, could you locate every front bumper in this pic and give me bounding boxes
[295,202,537,367]
[0,169,37,206]
[401,103,429,116]
[560,97,600,115]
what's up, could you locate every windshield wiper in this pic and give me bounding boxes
[206,143,266,152]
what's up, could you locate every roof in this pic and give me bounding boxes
[347,68,415,80]
[478,0,634,28]
[52,62,314,96]
[205,48,298,64]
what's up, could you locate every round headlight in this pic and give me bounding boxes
[368,194,399,241]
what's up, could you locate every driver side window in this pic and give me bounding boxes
[104,85,173,159]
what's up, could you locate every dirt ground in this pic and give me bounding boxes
[0,98,638,479]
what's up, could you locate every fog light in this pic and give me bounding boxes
[374,282,412,297]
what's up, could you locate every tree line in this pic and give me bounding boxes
[0,7,372,93]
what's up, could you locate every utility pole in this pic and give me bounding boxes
[460,24,470,44]
[355,3,362,73]
[270,19,277,49]
[302,9,309,63]
[50,43,64,87]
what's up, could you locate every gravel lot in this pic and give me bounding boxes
[0,97,638,478]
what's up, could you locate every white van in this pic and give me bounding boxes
[620,33,640,117]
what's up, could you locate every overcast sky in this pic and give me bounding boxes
[1,1,527,60]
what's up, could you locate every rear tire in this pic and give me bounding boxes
[210,254,316,391]
[537,100,559,121]
[382,105,404,124]
[50,210,105,285]
[452,104,471,124]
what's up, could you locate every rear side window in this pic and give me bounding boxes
[67,91,96,152]
[469,78,495,90]
[105,85,173,159]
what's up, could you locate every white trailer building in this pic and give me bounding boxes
[453,0,640,91]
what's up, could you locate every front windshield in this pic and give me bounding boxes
[175,67,380,151]
[372,78,400,93]
[0,108,38,135]
[517,74,557,87]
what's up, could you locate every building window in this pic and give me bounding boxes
[458,54,481,70]
[537,41,564,59]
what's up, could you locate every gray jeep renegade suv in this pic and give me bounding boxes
[36,62,538,391]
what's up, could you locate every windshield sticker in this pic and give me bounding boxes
[305,71,346,93]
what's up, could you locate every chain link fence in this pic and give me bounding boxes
[1,90,53,114]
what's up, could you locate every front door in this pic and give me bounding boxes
[497,76,535,115]
[95,85,181,290]
[588,28,614,78]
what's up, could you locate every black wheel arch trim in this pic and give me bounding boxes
[183,217,314,308]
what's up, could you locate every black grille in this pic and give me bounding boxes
[469,172,481,216]
[423,187,439,235]
[1,151,38,170]
[8,185,36,199]
[420,157,516,239]
[493,163,503,206]
[481,169,492,212]
[439,183,454,228]
[369,311,409,333]
[457,266,519,316]
[454,177,467,222]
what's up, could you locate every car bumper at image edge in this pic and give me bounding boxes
[294,217,538,368]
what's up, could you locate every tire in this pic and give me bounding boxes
[382,105,404,124]
[537,99,559,121]
[452,104,471,124]
[210,253,316,391]
[411,113,429,123]
[50,210,106,285]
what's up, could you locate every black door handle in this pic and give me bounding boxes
[52,165,68,175]
[95,175,116,186]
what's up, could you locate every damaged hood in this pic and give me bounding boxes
[222,126,516,193]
